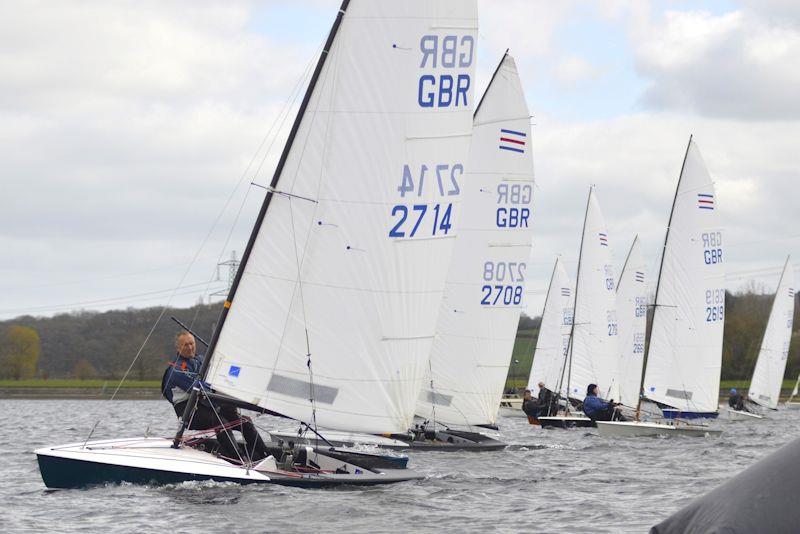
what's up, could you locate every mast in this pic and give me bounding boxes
[173,0,351,447]
[635,135,692,417]
[558,186,593,411]
[617,235,638,295]
[474,48,509,117]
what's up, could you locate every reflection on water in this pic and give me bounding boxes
[4,399,799,533]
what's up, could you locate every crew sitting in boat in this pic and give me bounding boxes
[728,388,745,411]
[521,389,540,423]
[162,331,269,463]
[536,381,557,417]
[582,384,626,422]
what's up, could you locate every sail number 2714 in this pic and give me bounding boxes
[389,163,462,238]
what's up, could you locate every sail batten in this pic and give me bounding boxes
[204,0,479,434]
[415,53,535,427]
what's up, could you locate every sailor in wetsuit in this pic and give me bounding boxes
[162,331,268,462]
[582,383,626,422]
[728,388,745,411]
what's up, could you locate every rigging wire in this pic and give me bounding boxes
[79,41,327,443]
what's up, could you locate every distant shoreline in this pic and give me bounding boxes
[0,387,162,400]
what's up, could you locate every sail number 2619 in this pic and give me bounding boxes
[705,288,725,322]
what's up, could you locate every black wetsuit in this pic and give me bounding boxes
[537,388,556,417]
[729,393,745,411]
[162,355,268,462]
[522,397,540,418]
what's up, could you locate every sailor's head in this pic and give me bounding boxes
[587,383,599,396]
[523,389,532,400]
[537,381,545,389]
[730,388,737,395]
[175,331,196,359]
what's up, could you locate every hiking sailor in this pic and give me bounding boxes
[162,331,269,462]
[582,383,625,422]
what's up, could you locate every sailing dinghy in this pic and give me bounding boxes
[412,51,534,448]
[517,257,573,422]
[539,187,618,429]
[730,256,796,420]
[275,52,533,451]
[37,0,480,488]
[597,137,723,437]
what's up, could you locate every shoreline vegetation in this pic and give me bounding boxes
[1,379,795,401]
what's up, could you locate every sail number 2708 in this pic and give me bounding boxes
[480,261,526,306]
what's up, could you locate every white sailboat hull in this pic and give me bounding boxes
[785,402,800,410]
[36,437,421,489]
[498,397,526,418]
[726,409,764,421]
[595,421,722,437]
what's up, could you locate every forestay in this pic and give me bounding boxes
[527,258,573,399]
[416,53,534,427]
[644,139,725,414]
[748,256,795,409]
[566,188,618,400]
[205,0,479,434]
[614,236,647,407]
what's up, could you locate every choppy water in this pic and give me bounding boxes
[4,399,798,533]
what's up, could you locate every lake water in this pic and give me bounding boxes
[5,399,798,533]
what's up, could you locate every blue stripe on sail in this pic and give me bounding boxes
[500,128,526,137]
[698,205,714,210]
[499,145,524,153]
[697,193,714,198]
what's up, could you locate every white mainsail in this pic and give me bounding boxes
[204,0,479,434]
[566,188,619,400]
[527,257,573,398]
[643,138,725,414]
[614,236,647,407]
[748,257,795,409]
[415,53,534,427]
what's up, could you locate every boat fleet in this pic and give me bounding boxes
[35,0,797,489]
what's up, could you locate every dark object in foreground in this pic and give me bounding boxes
[651,435,800,533]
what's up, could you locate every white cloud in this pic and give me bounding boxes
[632,7,800,119]
[552,55,602,87]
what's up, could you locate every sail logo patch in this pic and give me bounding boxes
[560,287,571,297]
[697,193,715,210]
[499,128,526,154]
[789,288,794,298]
[228,365,241,378]
[599,232,608,246]
[635,271,645,283]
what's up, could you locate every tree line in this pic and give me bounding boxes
[0,290,798,383]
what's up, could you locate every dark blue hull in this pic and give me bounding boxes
[36,453,419,490]
[662,409,719,420]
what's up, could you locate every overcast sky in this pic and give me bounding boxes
[1,0,798,321]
